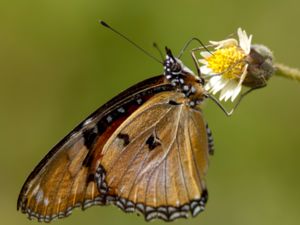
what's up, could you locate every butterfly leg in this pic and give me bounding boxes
[207,80,267,116]
[178,38,212,59]
[191,48,203,78]
[228,82,267,115]
[206,94,233,116]
[206,123,214,155]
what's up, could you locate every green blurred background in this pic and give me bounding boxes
[1,0,300,225]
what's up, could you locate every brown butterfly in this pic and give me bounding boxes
[17,23,215,222]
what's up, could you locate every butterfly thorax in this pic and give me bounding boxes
[164,49,207,107]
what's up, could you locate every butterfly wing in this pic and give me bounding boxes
[17,134,101,222]
[97,91,210,221]
[17,75,174,222]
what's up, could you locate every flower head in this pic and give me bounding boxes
[199,28,252,101]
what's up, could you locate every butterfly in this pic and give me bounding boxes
[17,29,215,222]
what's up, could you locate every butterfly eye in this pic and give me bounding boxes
[171,62,182,73]
[196,77,205,85]
[164,54,183,78]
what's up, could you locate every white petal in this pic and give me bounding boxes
[219,84,231,101]
[200,65,212,75]
[209,40,220,46]
[210,39,238,49]
[206,76,222,92]
[226,81,239,100]
[211,77,228,94]
[238,28,252,54]
[219,80,238,102]
[224,89,234,101]
[208,76,221,86]
[237,28,244,42]
[238,28,247,51]
[246,35,253,54]
[219,86,230,101]
[231,85,242,101]
[200,51,211,58]
[198,59,208,64]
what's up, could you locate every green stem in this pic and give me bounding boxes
[274,63,300,82]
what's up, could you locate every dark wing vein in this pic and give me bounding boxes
[114,139,148,191]
[186,117,203,189]
[144,161,159,207]
[105,105,173,172]
[51,161,72,216]
[189,111,209,171]
[135,105,183,188]
[144,104,184,208]
[164,155,168,206]
[126,148,151,202]
[153,162,160,207]
[176,129,190,202]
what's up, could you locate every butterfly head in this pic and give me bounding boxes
[163,47,207,106]
[164,47,196,80]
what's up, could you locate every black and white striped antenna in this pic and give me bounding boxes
[100,21,163,64]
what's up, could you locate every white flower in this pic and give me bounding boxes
[199,28,252,102]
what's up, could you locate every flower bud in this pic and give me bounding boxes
[244,44,275,88]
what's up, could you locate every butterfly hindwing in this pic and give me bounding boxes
[97,91,210,221]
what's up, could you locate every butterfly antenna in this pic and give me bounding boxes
[100,21,163,64]
[178,37,212,59]
[153,42,164,61]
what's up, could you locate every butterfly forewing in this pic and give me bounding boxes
[17,75,175,222]
[18,132,101,221]
[98,91,209,221]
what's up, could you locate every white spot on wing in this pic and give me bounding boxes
[117,107,125,113]
[44,197,49,206]
[83,118,93,126]
[35,189,44,203]
[31,184,40,195]
[136,98,142,104]
[106,115,113,123]
[192,205,204,216]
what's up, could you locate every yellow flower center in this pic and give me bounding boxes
[206,46,247,79]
